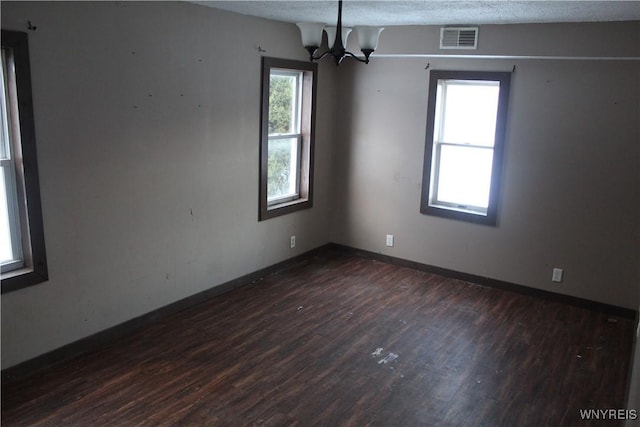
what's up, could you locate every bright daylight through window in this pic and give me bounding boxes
[259,57,316,221]
[1,30,48,293]
[421,71,511,226]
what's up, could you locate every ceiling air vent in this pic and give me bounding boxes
[440,27,478,50]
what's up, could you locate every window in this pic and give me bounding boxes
[259,57,317,221]
[1,30,48,293]
[420,70,511,225]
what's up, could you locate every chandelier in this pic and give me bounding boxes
[296,0,384,65]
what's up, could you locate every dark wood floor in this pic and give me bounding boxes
[2,251,634,426]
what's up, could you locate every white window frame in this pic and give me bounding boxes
[266,133,302,205]
[266,69,303,206]
[1,49,25,273]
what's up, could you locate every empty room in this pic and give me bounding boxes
[1,1,639,425]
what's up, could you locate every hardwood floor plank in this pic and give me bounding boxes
[2,251,634,426]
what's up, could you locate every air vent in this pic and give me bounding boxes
[440,27,478,50]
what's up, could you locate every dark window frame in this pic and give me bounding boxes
[1,29,48,293]
[420,70,511,226]
[259,56,317,221]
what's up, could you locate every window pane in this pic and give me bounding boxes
[267,137,299,201]
[440,81,500,146]
[435,145,493,209]
[269,72,300,135]
[0,168,14,263]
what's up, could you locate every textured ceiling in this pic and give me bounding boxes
[193,1,640,26]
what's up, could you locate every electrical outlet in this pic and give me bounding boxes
[386,234,394,247]
[552,268,563,283]
[290,235,296,249]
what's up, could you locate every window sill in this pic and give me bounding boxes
[260,196,312,221]
[428,203,487,217]
[2,266,32,279]
[268,196,308,210]
[1,266,48,294]
[421,204,497,226]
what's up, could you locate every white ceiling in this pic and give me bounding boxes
[194,1,640,26]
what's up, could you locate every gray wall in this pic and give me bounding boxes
[331,22,640,309]
[0,1,337,369]
[1,1,639,370]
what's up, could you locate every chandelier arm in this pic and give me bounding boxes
[343,51,369,64]
[310,49,334,62]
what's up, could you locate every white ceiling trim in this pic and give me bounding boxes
[373,53,640,60]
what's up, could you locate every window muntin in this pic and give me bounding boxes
[421,71,510,225]
[259,57,317,221]
[1,30,48,293]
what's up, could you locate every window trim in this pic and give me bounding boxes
[1,30,48,293]
[420,70,511,226]
[259,57,317,221]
